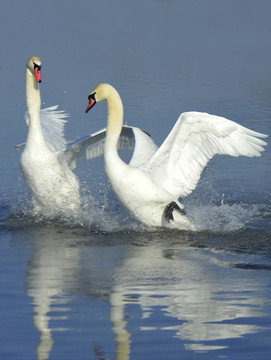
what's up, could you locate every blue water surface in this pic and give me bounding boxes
[0,1,271,359]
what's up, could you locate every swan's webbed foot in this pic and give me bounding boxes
[164,201,186,222]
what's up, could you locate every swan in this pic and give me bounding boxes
[20,57,157,217]
[85,83,268,230]
[20,56,82,216]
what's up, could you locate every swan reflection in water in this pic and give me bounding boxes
[26,228,268,359]
[26,230,80,360]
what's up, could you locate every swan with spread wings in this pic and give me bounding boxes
[85,83,268,230]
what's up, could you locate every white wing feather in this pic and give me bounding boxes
[142,112,268,198]
[25,105,68,151]
[61,125,157,170]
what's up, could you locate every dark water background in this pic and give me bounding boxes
[0,1,270,359]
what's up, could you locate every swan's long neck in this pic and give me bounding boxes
[25,68,45,148]
[104,87,124,160]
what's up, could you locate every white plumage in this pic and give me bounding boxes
[25,105,69,151]
[144,111,267,198]
[20,56,80,216]
[85,83,268,230]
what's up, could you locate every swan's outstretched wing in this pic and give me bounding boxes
[25,105,68,151]
[60,125,156,170]
[142,112,268,198]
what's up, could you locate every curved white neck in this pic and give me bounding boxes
[25,68,45,148]
[103,86,127,176]
[105,89,124,155]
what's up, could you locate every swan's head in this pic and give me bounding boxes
[85,83,117,113]
[26,56,42,83]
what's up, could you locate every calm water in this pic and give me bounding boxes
[0,1,271,359]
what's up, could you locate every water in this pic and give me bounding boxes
[0,0,271,359]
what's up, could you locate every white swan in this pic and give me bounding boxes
[85,83,268,230]
[20,56,81,216]
[20,57,157,218]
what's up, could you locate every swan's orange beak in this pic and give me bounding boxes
[34,66,42,83]
[85,94,96,113]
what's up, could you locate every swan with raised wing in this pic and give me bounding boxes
[20,57,157,217]
[85,83,268,230]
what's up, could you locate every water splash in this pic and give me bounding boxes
[2,185,142,234]
[1,184,270,234]
[186,199,269,233]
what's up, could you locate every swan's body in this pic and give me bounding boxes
[85,83,268,230]
[21,56,81,216]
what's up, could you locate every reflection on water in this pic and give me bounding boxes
[110,290,131,360]
[25,228,270,359]
[26,230,80,360]
[111,243,268,353]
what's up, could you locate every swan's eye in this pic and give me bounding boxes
[33,63,41,71]
[88,92,96,101]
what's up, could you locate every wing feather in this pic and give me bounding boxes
[60,125,156,170]
[25,105,68,151]
[141,112,268,198]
